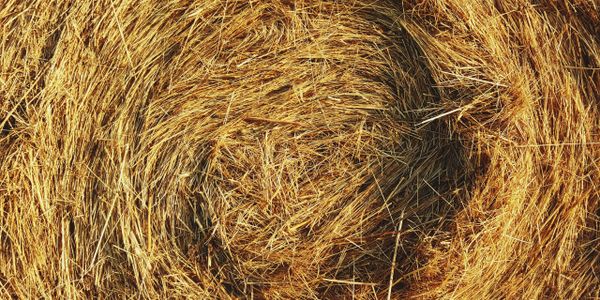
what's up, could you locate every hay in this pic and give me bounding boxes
[0,0,598,299]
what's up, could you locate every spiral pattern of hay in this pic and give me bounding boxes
[1,0,598,299]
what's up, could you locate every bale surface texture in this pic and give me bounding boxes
[0,0,599,299]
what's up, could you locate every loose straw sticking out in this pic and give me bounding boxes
[418,107,462,125]
[388,210,405,300]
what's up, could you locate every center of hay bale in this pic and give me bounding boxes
[149,2,471,297]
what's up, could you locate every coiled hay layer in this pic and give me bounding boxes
[0,0,598,299]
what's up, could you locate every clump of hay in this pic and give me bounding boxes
[0,0,598,299]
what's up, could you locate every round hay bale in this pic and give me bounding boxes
[0,0,598,299]
[185,3,468,298]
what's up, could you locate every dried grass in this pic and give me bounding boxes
[0,0,598,299]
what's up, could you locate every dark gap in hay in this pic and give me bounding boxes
[163,43,182,66]
[68,217,77,256]
[38,5,72,90]
[41,24,64,63]
[1,115,15,137]
[266,84,293,97]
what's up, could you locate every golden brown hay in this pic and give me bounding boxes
[0,0,598,299]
